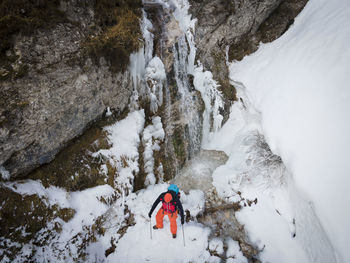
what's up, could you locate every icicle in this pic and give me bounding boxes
[169,0,224,147]
[143,116,165,186]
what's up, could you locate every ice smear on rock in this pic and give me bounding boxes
[143,116,165,186]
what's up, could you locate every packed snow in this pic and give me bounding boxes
[230,0,350,261]
[2,180,247,263]
[108,184,212,263]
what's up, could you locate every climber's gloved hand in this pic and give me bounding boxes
[181,217,184,225]
[148,212,152,218]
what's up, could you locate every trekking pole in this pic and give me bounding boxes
[150,218,152,240]
[182,224,185,247]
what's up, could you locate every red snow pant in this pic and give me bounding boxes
[155,208,178,234]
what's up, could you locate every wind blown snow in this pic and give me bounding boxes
[230,0,350,262]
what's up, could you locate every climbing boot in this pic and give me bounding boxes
[153,225,159,230]
[172,234,176,239]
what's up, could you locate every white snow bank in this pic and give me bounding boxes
[209,238,224,255]
[95,110,145,161]
[4,180,69,207]
[4,179,115,231]
[112,221,211,263]
[236,190,309,263]
[226,238,248,263]
[230,0,350,261]
[207,86,335,262]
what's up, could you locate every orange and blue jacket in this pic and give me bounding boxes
[149,190,184,221]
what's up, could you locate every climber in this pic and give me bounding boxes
[148,184,185,239]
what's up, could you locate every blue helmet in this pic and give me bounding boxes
[168,184,179,194]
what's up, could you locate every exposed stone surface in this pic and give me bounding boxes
[189,0,308,123]
[0,0,139,179]
[27,114,121,191]
[228,0,309,61]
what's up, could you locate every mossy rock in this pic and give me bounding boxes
[55,206,76,223]
[26,112,127,191]
[0,185,80,261]
[0,186,76,260]
[84,0,143,73]
[0,53,29,81]
[94,0,142,28]
[27,128,109,191]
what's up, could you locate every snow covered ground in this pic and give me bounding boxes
[2,179,248,262]
[108,184,211,263]
[230,0,350,262]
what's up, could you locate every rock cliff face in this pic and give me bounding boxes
[0,0,141,178]
[189,0,308,121]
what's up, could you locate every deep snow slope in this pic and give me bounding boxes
[206,85,336,263]
[230,0,350,261]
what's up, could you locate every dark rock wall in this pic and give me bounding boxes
[0,0,142,178]
[189,0,308,122]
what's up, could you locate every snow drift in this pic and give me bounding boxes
[230,0,350,261]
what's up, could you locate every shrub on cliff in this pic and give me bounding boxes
[85,0,143,73]
[85,9,142,73]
